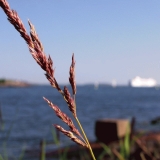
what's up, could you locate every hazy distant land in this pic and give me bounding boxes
[0,78,31,87]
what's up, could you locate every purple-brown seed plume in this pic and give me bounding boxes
[63,86,76,118]
[69,54,76,95]
[0,0,62,91]
[43,97,81,138]
[54,125,88,148]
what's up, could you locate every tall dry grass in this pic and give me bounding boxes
[0,0,96,159]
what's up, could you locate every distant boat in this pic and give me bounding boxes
[111,79,117,88]
[94,82,99,89]
[129,76,157,87]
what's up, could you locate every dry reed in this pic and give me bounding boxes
[0,0,96,159]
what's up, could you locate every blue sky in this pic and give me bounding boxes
[0,1,160,85]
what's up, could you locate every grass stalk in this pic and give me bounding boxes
[40,140,46,160]
[0,155,4,160]
[75,117,96,160]
[0,0,96,159]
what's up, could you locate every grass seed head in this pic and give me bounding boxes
[43,97,81,137]
[64,86,76,118]
[69,54,76,95]
[54,125,88,148]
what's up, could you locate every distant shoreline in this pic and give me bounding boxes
[0,78,31,87]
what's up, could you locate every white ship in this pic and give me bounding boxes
[111,79,117,88]
[129,76,157,87]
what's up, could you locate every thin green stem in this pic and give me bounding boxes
[75,117,96,160]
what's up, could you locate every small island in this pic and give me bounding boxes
[0,78,31,87]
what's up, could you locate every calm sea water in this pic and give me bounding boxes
[0,85,160,158]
